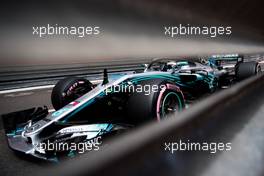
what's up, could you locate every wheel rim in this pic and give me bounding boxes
[256,65,261,74]
[64,81,92,104]
[160,92,182,118]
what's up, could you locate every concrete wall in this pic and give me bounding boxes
[0,0,263,67]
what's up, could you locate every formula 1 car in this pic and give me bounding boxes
[2,55,261,161]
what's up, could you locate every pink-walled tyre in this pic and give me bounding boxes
[126,79,185,124]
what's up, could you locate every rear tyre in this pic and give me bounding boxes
[126,79,184,124]
[236,61,261,80]
[51,77,93,110]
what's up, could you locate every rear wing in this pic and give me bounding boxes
[208,54,244,67]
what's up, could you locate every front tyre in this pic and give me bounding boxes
[51,77,93,110]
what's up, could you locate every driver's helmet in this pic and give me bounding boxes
[166,61,177,71]
[199,58,208,64]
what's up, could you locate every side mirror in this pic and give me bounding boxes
[141,64,148,68]
[142,64,149,72]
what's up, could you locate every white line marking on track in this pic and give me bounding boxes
[0,80,102,95]
[4,92,34,97]
[0,85,55,95]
